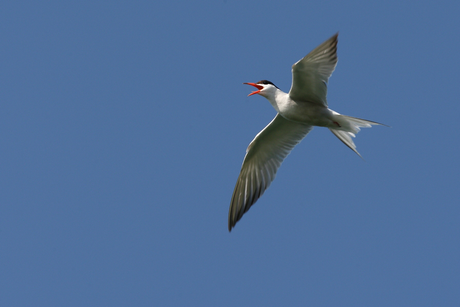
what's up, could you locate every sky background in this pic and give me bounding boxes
[1,1,459,306]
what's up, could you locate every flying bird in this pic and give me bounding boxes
[228,33,385,231]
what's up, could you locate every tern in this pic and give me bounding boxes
[228,33,385,231]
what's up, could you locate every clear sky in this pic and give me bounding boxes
[1,1,459,306]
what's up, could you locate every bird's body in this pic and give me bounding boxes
[228,33,384,231]
[265,90,336,127]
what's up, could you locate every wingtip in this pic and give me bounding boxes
[228,209,235,232]
[331,32,339,41]
[228,212,237,232]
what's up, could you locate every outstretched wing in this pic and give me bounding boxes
[288,33,338,106]
[228,114,313,231]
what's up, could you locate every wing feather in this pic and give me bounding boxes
[288,33,339,106]
[228,114,313,231]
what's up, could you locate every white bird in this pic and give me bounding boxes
[229,33,385,231]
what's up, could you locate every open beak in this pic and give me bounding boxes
[244,82,264,96]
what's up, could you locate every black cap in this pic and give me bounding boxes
[256,80,279,88]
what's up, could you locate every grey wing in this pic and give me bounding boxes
[228,114,313,231]
[288,33,338,106]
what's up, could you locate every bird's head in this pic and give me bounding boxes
[244,80,279,98]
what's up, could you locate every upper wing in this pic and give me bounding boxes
[288,33,338,106]
[228,114,313,231]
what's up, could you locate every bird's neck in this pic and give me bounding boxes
[266,89,289,113]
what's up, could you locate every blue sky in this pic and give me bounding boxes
[1,1,459,306]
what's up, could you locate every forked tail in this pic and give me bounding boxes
[329,115,385,158]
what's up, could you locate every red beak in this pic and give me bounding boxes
[244,82,263,96]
